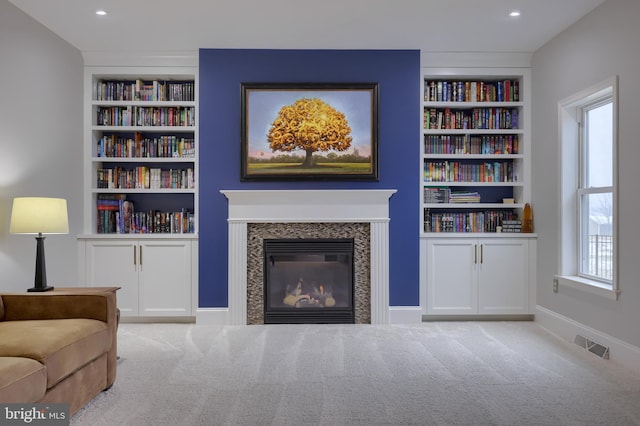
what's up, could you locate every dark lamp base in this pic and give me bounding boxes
[28,285,55,292]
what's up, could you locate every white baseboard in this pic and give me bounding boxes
[535,305,640,374]
[196,307,422,325]
[195,308,230,325]
[389,306,423,324]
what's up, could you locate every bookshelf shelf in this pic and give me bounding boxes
[423,154,524,160]
[422,101,525,108]
[92,126,195,132]
[91,189,195,194]
[92,158,195,163]
[423,203,526,209]
[93,100,196,107]
[423,182,523,187]
[423,129,524,135]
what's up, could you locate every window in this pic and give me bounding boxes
[579,101,613,281]
[558,76,618,298]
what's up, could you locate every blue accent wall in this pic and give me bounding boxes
[199,49,420,308]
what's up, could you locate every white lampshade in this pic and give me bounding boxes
[10,197,69,235]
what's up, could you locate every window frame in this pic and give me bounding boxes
[557,76,619,300]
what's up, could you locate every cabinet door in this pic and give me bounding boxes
[477,239,529,314]
[138,240,192,316]
[85,240,139,316]
[426,239,477,314]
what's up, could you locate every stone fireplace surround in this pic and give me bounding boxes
[215,189,396,325]
[248,222,370,324]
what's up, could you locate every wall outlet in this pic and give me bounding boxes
[553,278,559,293]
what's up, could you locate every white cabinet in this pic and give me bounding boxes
[81,237,197,317]
[425,237,533,315]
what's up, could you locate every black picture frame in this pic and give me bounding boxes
[241,82,379,181]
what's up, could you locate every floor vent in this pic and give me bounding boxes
[574,334,609,359]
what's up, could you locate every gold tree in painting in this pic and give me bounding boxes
[267,97,352,167]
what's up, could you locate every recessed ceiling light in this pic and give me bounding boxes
[509,11,521,17]
[96,10,107,16]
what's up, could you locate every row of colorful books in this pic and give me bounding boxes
[424,80,520,103]
[95,80,195,102]
[95,106,196,127]
[424,209,517,233]
[423,135,519,155]
[424,161,516,183]
[424,107,519,130]
[97,134,195,159]
[97,167,194,190]
[96,195,194,234]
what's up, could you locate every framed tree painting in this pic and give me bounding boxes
[240,82,379,181]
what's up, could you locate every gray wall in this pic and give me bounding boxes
[532,0,640,347]
[0,0,83,292]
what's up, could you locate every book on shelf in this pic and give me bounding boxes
[501,219,523,233]
[449,191,481,203]
[97,167,195,190]
[95,195,195,234]
[424,208,517,233]
[424,160,516,183]
[423,187,451,203]
[96,79,195,102]
[423,135,519,155]
[422,107,518,130]
[97,133,195,158]
[96,106,196,127]
[424,79,520,102]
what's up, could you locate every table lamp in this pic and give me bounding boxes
[9,197,69,292]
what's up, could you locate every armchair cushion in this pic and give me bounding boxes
[0,357,47,402]
[0,319,111,388]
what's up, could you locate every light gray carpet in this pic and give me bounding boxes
[71,322,640,426]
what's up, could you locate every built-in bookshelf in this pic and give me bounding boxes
[83,67,198,236]
[420,67,535,318]
[420,69,530,235]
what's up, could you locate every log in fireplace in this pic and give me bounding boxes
[263,238,355,324]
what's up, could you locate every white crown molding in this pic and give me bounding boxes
[82,50,198,67]
[421,51,532,69]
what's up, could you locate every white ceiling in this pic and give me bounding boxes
[9,0,605,54]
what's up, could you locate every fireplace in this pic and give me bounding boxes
[216,189,396,326]
[264,238,355,324]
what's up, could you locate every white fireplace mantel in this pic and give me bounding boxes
[222,189,397,223]
[214,189,396,325]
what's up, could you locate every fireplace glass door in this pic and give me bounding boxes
[263,238,355,324]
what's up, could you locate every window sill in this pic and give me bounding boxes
[555,275,620,300]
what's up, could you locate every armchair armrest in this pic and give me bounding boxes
[0,292,117,325]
